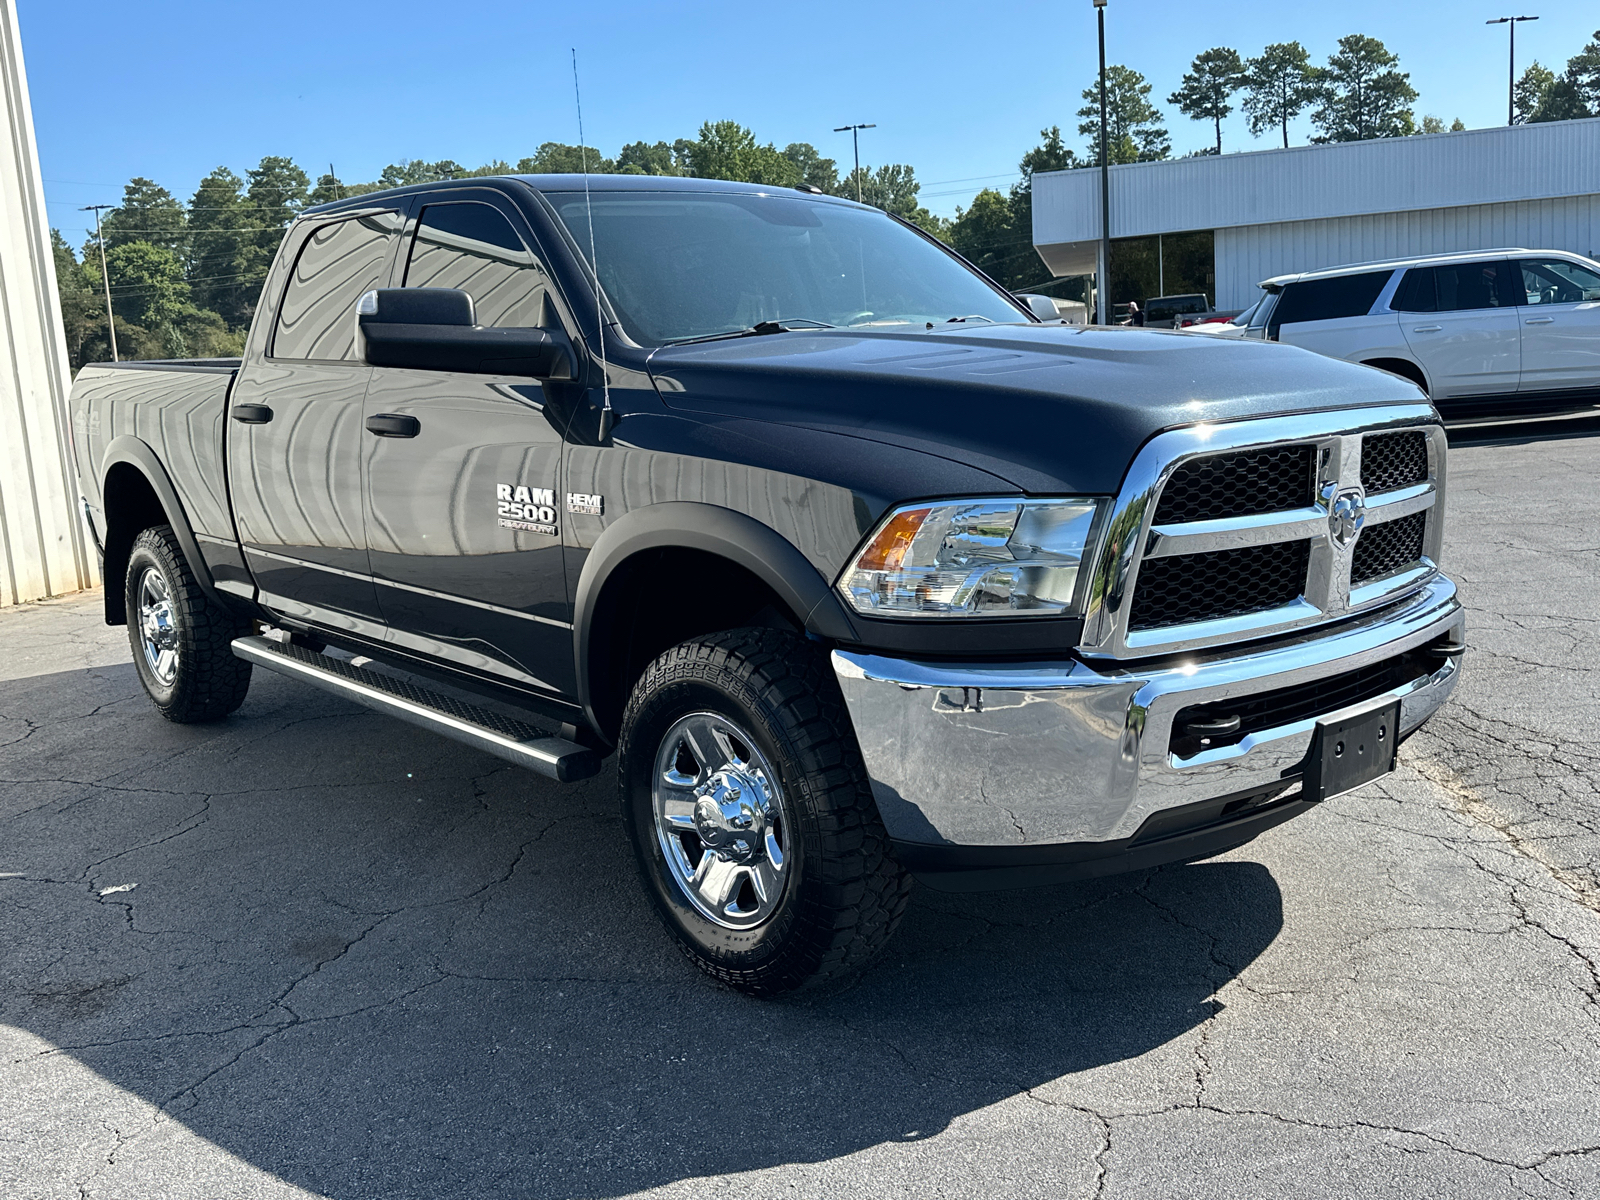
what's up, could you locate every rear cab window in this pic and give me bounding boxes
[271,212,402,361]
[1147,295,1208,323]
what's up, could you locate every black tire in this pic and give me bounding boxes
[124,525,252,723]
[619,628,911,996]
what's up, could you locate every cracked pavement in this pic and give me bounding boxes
[3,414,1600,1198]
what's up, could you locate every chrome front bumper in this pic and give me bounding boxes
[832,574,1463,851]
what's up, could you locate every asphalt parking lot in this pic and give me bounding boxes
[4,414,1600,1200]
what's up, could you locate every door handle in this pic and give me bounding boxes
[365,413,420,438]
[1525,316,1556,324]
[1410,325,1443,333]
[230,403,273,424]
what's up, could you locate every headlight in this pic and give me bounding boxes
[839,497,1104,618]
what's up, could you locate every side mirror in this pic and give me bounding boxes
[1016,293,1061,322]
[357,288,575,379]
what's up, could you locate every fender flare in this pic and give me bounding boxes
[100,435,222,620]
[571,501,861,734]
[1357,356,1430,397]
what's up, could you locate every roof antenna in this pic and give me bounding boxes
[572,48,612,440]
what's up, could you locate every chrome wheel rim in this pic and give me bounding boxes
[653,712,791,930]
[136,566,180,685]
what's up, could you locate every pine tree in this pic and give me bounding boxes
[1169,48,1248,154]
[1242,42,1320,148]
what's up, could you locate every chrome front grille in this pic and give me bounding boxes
[1129,540,1310,631]
[1080,404,1446,660]
[1153,445,1315,523]
[1352,509,1426,586]
[1360,430,1429,494]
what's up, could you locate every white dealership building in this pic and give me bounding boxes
[1031,116,1600,312]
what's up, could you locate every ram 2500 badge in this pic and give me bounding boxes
[68,175,1465,995]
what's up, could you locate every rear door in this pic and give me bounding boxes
[1395,261,1521,398]
[1514,256,1600,393]
[227,208,403,636]
[361,189,578,699]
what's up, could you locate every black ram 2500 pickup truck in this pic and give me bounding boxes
[68,175,1465,994]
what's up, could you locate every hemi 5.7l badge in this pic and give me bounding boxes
[496,484,558,536]
[567,492,604,516]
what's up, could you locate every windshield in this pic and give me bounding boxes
[1247,292,1275,330]
[548,191,1026,346]
[1231,297,1262,327]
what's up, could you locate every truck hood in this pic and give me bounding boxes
[645,324,1424,494]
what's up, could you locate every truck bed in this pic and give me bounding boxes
[70,359,241,578]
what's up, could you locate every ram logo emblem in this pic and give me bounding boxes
[1328,489,1365,548]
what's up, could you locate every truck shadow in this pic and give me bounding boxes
[0,662,1285,1198]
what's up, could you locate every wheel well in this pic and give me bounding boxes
[1361,357,1429,395]
[586,547,801,742]
[101,463,170,625]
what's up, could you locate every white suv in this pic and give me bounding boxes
[1210,249,1600,407]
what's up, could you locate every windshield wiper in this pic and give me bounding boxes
[941,314,997,325]
[664,318,838,346]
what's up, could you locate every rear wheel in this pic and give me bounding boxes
[124,525,252,723]
[618,628,910,996]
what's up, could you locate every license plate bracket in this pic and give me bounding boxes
[1302,697,1401,803]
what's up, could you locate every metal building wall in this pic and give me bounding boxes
[1215,193,1600,308]
[1032,117,1600,281]
[0,0,94,608]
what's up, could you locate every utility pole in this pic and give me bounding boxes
[1093,0,1111,324]
[1487,15,1539,125]
[81,204,117,362]
[833,123,876,203]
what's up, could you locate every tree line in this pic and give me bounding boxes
[51,27,1600,368]
[944,26,1600,297]
[51,121,956,371]
[1513,31,1600,124]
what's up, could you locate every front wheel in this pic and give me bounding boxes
[618,628,910,996]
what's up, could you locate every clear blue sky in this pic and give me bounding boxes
[24,0,1599,250]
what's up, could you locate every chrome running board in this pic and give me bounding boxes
[231,635,601,783]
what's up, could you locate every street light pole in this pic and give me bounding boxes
[81,204,117,362]
[1487,15,1539,125]
[833,123,876,203]
[1094,0,1110,325]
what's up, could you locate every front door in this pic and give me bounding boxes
[227,209,403,637]
[362,191,577,699]
[1396,260,1521,399]
[1515,257,1600,393]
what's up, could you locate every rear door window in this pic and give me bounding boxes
[1271,271,1392,327]
[1392,267,1437,313]
[403,202,549,328]
[272,212,400,361]
[1432,261,1516,311]
[1518,257,1600,305]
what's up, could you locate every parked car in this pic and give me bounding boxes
[1230,249,1600,408]
[1182,296,1267,339]
[1144,293,1244,329]
[68,174,1465,996]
